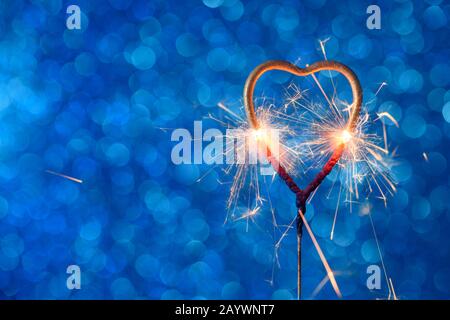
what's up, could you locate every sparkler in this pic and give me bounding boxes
[243,60,362,299]
[45,169,83,184]
[212,44,397,299]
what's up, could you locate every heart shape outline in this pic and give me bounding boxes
[243,60,362,212]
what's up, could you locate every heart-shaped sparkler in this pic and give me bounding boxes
[243,60,362,299]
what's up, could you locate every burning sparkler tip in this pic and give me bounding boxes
[251,127,268,141]
[339,129,352,144]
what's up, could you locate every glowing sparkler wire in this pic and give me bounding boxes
[243,60,362,299]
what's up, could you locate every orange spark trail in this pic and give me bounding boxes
[389,278,398,300]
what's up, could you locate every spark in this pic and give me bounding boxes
[285,90,396,209]
[368,211,392,299]
[311,274,330,299]
[234,206,261,221]
[213,102,302,218]
[375,82,388,96]
[45,170,83,184]
[318,37,331,60]
[330,183,343,240]
[376,112,399,128]
[250,127,269,144]
[423,152,429,162]
[338,129,352,144]
[310,270,350,299]
[298,209,342,298]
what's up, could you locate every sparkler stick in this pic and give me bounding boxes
[243,60,362,299]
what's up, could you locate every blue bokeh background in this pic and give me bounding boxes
[0,0,449,299]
